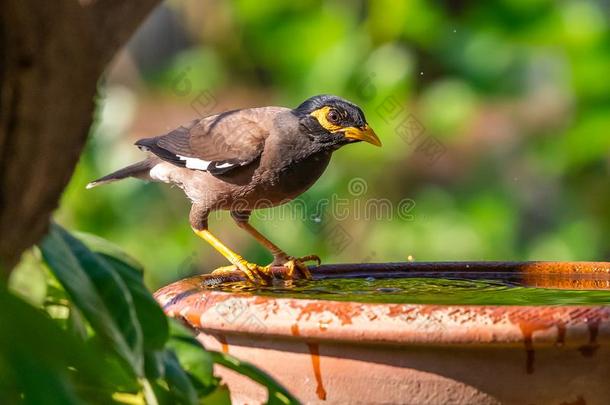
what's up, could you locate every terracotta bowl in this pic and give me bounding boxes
[154,262,610,405]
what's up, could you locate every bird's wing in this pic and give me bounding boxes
[136,108,284,174]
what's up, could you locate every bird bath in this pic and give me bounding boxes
[155,262,610,404]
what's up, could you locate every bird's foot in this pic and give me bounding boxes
[211,259,272,285]
[210,255,320,284]
[278,255,321,280]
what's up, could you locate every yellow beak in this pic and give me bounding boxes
[344,124,382,147]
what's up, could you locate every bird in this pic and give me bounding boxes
[87,94,381,284]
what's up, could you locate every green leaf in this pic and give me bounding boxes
[144,350,165,381]
[0,286,115,404]
[184,371,219,399]
[39,223,144,377]
[162,350,199,405]
[102,254,169,351]
[172,335,300,405]
[74,231,169,351]
[200,384,231,405]
[9,355,81,405]
[75,231,144,272]
[209,351,299,405]
[67,304,89,341]
[168,321,215,388]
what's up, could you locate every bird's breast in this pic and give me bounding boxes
[251,150,332,204]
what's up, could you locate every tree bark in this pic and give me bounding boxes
[0,0,161,276]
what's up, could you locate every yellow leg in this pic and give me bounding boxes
[236,221,288,259]
[192,228,272,284]
[233,220,320,280]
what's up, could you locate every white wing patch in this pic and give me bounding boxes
[176,155,238,172]
[177,155,212,170]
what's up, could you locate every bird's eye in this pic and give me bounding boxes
[327,109,340,124]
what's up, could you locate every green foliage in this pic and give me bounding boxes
[0,284,112,404]
[41,225,147,377]
[2,223,298,405]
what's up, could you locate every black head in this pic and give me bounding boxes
[293,95,381,149]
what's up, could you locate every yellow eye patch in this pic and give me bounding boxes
[309,106,343,133]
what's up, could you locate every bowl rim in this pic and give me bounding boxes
[155,261,610,349]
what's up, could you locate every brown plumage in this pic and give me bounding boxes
[88,95,381,284]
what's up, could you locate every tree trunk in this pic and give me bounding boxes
[0,0,160,276]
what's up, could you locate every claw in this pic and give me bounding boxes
[238,260,273,284]
[283,259,310,279]
[295,254,321,266]
[280,255,321,280]
[211,260,272,285]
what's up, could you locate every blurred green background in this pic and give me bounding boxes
[53,0,610,290]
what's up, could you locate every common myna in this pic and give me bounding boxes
[88,95,381,283]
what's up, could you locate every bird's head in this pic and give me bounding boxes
[293,95,381,149]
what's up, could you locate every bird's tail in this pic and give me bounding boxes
[86,160,153,189]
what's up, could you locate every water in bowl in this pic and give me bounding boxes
[211,275,610,305]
